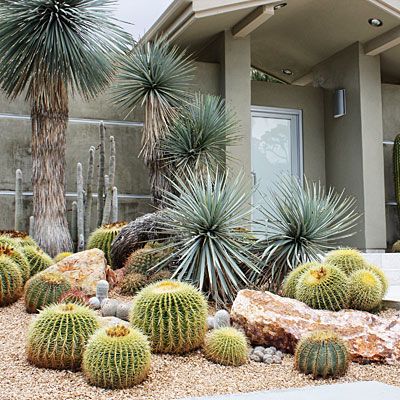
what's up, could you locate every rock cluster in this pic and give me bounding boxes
[250,346,284,364]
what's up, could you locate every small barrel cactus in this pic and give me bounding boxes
[349,269,383,311]
[282,262,318,298]
[25,272,72,313]
[87,222,127,267]
[124,248,164,276]
[214,309,231,329]
[120,272,148,296]
[53,252,73,263]
[294,331,349,379]
[0,255,23,306]
[0,242,30,282]
[130,280,208,354]
[364,263,388,296]
[23,245,53,276]
[59,289,89,306]
[204,327,249,366]
[27,303,99,370]
[96,280,109,304]
[0,230,37,248]
[295,264,349,311]
[83,325,151,389]
[325,248,366,275]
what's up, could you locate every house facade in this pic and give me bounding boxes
[145,0,400,252]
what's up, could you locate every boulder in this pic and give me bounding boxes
[43,249,107,295]
[231,289,400,364]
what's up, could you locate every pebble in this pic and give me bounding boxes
[263,355,273,364]
[249,354,262,362]
[207,316,215,330]
[254,346,265,353]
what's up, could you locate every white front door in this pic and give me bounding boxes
[251,106,303,222]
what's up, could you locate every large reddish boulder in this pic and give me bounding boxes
[231,289,400,364]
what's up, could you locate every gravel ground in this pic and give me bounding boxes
[1,300,400,400]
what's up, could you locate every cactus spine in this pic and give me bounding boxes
[295,331,349,379]
[97,121,106,227]
[27,303,99,370]
[83,325,151,389]
[0,255,23,306]
[84,146,95,243]
[23,245,53,276]
[15,169,23,231]
[325,248,366,275]
[204,327,248,366]
[282,262,318,298]
[349,269,383,311]
[130,280,208,354]
[394,134,400,229]
[77,163,85,251]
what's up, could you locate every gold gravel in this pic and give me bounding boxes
[1,300,400,400]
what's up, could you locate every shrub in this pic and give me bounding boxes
[325,248,366,275]
[130,280,207,354]
[349,269,383,312]
[23,245,53,276]
[295,331,349,379]
[0,255,23,306]
[83,325,151,389]
[27,303,99,370]
[25,272,72,313]
[295,264,349,311]
[87,222,127,267]
[282,262,318,298]
[156,169,259,304]
[255,176,358,291]
[204,327,248,366]
[0,242,30,282]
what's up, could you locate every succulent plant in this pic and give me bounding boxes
[349,269,383,311]
[325,248,366,275]
[0,230,37,248]
[59,289,89,306]
[25,272,72,313]
[53,252,73,263]
[87,222,127,267]
[124,248,164,276]
[130,280,208,354]
[295,264,349,311]
[83,324,151,389]
[88,296,101,310]
[0,242,30,282]
[364,263,388,296]
[294,331,349,379]
[0,255,23,306]
[23,245,53,276]
[214,310,231,329]
[96,280,109,304]
[120,272,148,296]
[282,262,318,298]
[204,327,249,366]
[27,303,99,370]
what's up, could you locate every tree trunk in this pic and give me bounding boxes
[31,81,73,256]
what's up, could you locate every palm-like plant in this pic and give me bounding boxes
[255,176,359,291]
[161,93,240,176]
[155,169,259,305]
[0,0,131,256]
[113,37,195,202]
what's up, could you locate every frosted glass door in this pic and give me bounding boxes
[251,107,302,222]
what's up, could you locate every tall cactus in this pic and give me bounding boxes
[111,187,118,223]
[97,122,106,227]
[84,147,95,242]
[394,134,400,229]
[29,216,35,238]
[14,169,23,231]
[102,154,115,225]
[77,163,84,251]
[71,201,77,251]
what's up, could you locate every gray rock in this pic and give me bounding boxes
[101,298,119,317]
[253,350,264,359]
[272,355,282,364]
[264,347,276,355]
[254,346,265,353]
[263,355,273,364]
[276,350,283,358]
[116,302,131,321]
[250,353,262,362]
[214,309,231,328]
[207,316,215,330]
[270,346,277,353]
[88,296,101,310]
[98,316,130,329]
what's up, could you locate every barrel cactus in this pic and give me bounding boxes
[23,245,53,276]
[325,248,366,275]
[83,325,151,389]
[0,255,23,306]
[349,269,383,311]
[204,327,249,366]
[53,252,73,263]
[0,230,37,248]
[0,242,30,282]
[124,248,164,276]
[364,263,388,296]
[25,272,72,313]
[295,264,349,311]
[130,280,208,354]
[87,222,127,267]
[120,272,148,295]
[282,262,318,298]
[294,331,349,379]
[27,303,99,370]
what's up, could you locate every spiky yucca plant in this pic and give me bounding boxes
[162,93,239,176]
[156,169,259,304]
[0,1,131,256]
[256,176,359,291]
[113,37,195,202]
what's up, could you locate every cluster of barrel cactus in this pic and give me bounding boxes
[22,245,53,276]
[295,331,349,379]
[0,230,37,248]
[283,249,387,312]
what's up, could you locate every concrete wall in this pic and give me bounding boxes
[251,81,326,183]
[313,42,386,250]
[0,61,220,231]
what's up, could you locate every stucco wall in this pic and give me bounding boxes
[251,81,326,184]
[0,61,220,232]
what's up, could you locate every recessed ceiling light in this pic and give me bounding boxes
[368,18,383,27]
[274,3,287,10]
[282,69,293,76]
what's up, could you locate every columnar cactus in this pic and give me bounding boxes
[282,262,318,298]
[295,264,349,311]
[130,280,208,354]
[15,169,23,231]
[77,162,85,251]
[27,303,99,370]
[71,201,78,251]
[349,269,383,311]
[0,255,23,306]
[25,272,72,313]
[22,245,53,276]
[84,146,95,243]
[87,222,127,266]
[83,325,151,389]
[97,121,106,227]
[96,280,109,304]
[325,248,366,275]
[393,133,400,228]
[204,327,248,366]
[0,243,30,282]
[294,331,349,379]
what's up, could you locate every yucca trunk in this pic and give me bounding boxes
[31,80,73,256]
